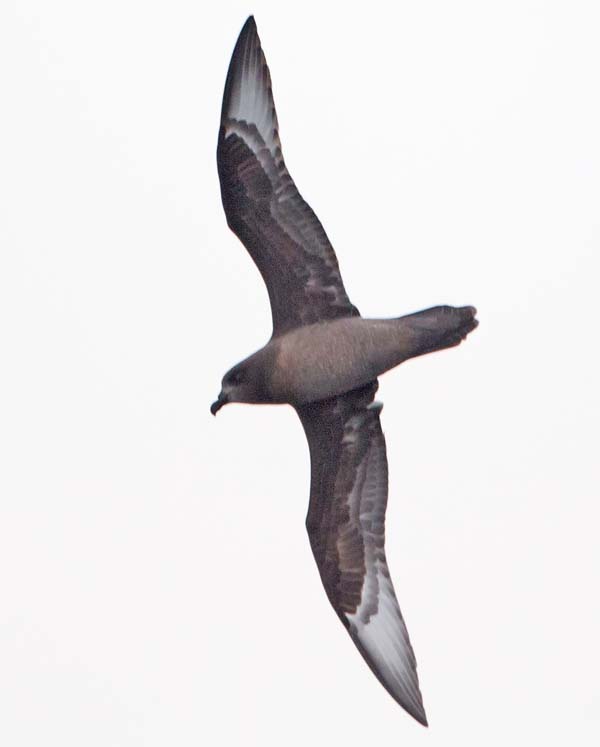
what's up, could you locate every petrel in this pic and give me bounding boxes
[212,16,477,726]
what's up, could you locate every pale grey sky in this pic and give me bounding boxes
[1,1,599,745]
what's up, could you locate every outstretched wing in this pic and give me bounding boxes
[296,383,427,726]
[217,16,359,337]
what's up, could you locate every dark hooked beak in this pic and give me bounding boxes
[210,392,227,416]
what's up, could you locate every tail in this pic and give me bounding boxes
[398,305,478,359]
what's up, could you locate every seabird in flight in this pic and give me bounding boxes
[212,16,478,726]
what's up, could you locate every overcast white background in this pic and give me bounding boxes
[1,1,599,745]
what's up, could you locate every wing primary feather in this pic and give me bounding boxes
[297,384,428,726]
[217,17,359,336]
[219,17,429,726]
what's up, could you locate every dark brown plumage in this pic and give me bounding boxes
[217,16,359,337]
[212,16,478,725]
[297,383,427,724]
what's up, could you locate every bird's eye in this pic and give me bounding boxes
[229,370,242,385]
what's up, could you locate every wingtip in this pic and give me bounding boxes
[397,693,427,727]
[382,683,428,726]
[231,16,259,57]
[393,691,428,727]
[240,15,258,36]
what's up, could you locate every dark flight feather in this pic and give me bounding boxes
[297,383,428,726]
[217,17,359,337]
[217,17,435,726]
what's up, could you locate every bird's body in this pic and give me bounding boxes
[211,16,478,726]
[271,316,406,404]
[228,307,476,406]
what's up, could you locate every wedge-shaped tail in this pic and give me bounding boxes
[395,305,478,360]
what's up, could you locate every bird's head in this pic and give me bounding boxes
[210,360,266,415]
